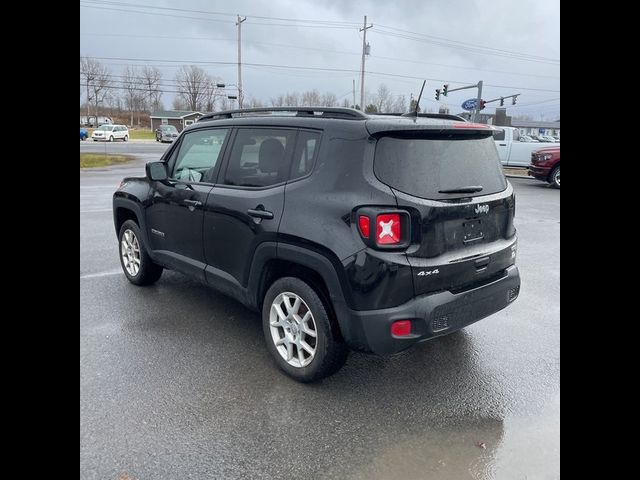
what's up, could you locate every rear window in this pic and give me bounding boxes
[374,134,507,200]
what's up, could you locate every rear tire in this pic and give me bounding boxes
[123,135,128,142]
[550,165,560,188]
[262,277,348,382]
[118,220,163,286]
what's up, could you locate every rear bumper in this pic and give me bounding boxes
[343,265,520,355]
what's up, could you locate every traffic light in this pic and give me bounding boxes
[435,89,441,100]
[500,97,504,107]
[512,96,517,105]
[443,84,449,96]
[480,100,486,110]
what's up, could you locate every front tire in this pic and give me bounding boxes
[109,136,114,142]
[123,135,128,142]
[262,277,348,382]
[118,220,163,286]
[550,165,560,188]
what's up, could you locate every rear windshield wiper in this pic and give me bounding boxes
[438,186,484,194]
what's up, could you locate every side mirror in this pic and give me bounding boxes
[146,161,168,181]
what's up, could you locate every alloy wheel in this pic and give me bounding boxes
[269,292,317,368]
[121,229,141,276]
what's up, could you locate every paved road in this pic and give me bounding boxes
[80,139,170,157]
[80,158,560,480]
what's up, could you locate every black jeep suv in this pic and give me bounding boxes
[113,107,520,382]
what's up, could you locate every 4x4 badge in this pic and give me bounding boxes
[475,204,489,214]
[417,269,439,276]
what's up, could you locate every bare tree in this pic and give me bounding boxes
[175,65,209,111]
[301,90,321,106]
[216,95,232,111]
[270,94,286,107]
[141,66,163,112]
[392,95,407,113]
[284,92,300,106]
[122,66,143,126]
[245,96,265,108]
[374,84,393,113]
[341,98,350,108]
[321,92,338,107]
[80,57,111,121]
[202,76,227,112]
[172,96,188,110]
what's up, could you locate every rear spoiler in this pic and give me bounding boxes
[366,119,496,136]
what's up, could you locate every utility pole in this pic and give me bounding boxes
[474,80,483,123]
[353,79,356,108]
[236,15,246,109]
[86,80,90,125]
[359,16,372,111]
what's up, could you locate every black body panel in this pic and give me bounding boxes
[112,110,521,356]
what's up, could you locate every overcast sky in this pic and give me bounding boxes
[80,0,560,119]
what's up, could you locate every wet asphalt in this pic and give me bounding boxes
[80,150,560,480]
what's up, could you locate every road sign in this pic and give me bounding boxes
[461,98,477,111]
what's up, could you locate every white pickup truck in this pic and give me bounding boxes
[492,126,560,167]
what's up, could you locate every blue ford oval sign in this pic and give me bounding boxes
[462,98,477,111]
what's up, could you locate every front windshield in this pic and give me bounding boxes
[97,125,113,131]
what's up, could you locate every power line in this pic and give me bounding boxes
[372,30,559,65]
[81,0,558,68]
[374,24,559,63]
[81,0,361,25]
[84,56,560,92]
[79,3,357,29]
[81,32,559,80]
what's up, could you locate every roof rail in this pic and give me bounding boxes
[197,106,368,122]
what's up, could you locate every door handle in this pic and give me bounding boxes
[183,199,202,207]
[499,143,507,146]
[247,208,274,219]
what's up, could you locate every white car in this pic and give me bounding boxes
[92,124,129,142]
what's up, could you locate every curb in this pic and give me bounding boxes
[505,174,535,180]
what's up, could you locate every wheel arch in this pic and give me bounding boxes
[113,196,152,252]
[548,161,560,182]
[247,241,362,347]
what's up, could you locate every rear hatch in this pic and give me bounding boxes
[370,123,516,296]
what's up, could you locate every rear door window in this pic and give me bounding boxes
[374,134,507,200]
[223,128,297,187]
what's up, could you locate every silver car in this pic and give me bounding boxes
[155,125,179,143]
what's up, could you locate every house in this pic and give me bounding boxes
[456,108,560,138]
[149,110,204,132]
[510,120,560,138]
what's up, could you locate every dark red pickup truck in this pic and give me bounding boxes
[528,146,560,188]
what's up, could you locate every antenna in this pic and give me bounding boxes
[406,80,426,117]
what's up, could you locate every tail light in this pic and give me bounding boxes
[376,213,401,245]
[391,320,412,337]
[354,208,410,249]
[358,215,370,238]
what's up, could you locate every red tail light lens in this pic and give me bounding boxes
[376,213,401,245]
[391,320,412,337]
[358,215,370,238]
